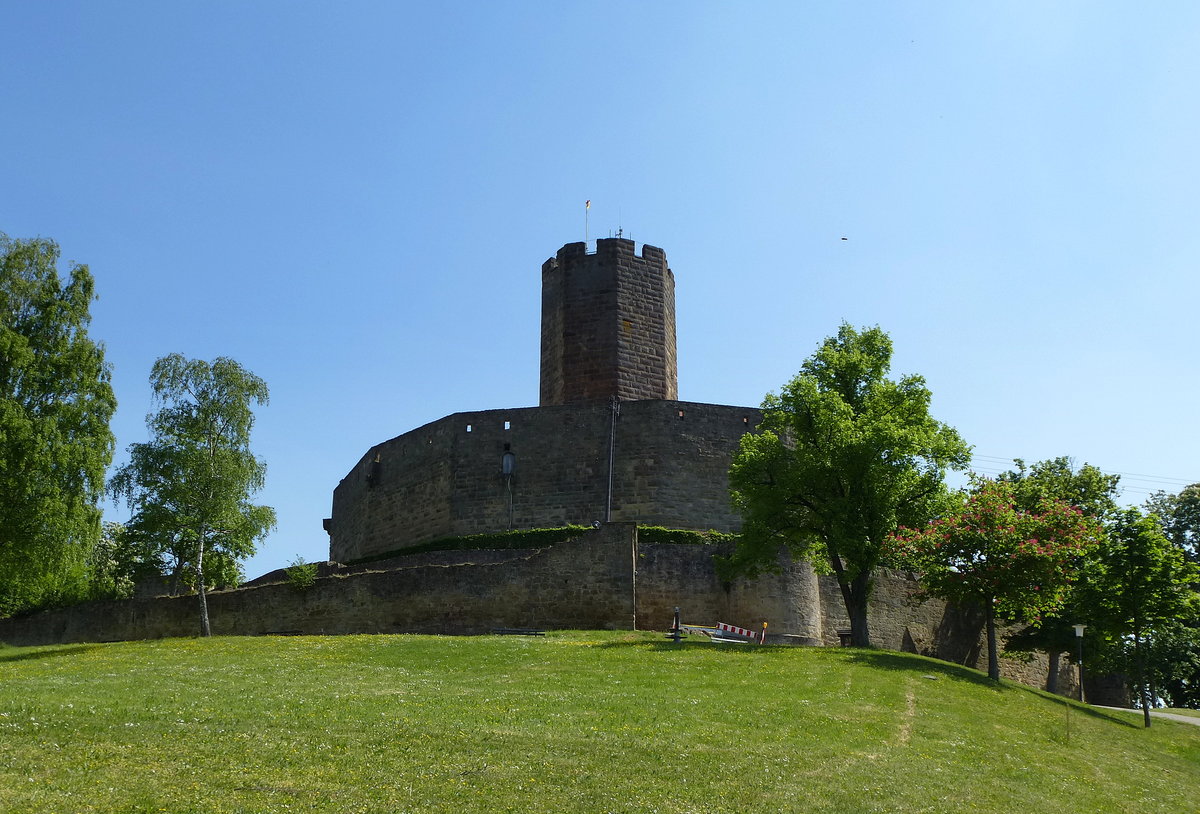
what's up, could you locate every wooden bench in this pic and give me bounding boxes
[491,628,546,636]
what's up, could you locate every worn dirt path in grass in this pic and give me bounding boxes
[1095,706,1200,727]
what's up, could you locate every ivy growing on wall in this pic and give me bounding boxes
[636,527,739,546]
[342,525,740,565]
[342,525,595,565]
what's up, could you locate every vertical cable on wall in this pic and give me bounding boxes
[606,395,620,523]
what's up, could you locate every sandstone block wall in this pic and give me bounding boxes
[0,525,637,645]
[328,400,762,563]
[635,542,824,645]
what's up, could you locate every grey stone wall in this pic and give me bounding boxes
[0,525,637,645]
[635,542,824,645]
[540,239,677,406]
[610,401,759,532]
[327,400,762,563]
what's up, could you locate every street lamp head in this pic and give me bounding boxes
[1073,624,1086,638]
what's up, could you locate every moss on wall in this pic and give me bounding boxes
[342,525,595,565]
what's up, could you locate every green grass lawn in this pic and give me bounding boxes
[1,632,1197,813]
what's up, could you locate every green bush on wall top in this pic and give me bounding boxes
[344,525,595,565]
[343,525,740,565]
[636,526,740,546]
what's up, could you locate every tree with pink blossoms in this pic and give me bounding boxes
[888,479,1104,681]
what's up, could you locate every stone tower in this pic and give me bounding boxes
[539,238,678,406]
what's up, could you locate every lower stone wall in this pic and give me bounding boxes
[0,525,635,644]
[634,543,825,645]
[0,524,1081,699]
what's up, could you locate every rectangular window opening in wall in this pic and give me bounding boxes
[743,416,749,425]
[504,420,511,431]
[466,424,472,433]
[678,410,685,419]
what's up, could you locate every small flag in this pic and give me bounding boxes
[585,200,590,209]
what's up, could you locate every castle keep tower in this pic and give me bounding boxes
[328,236,759,564]
[539,238,678,405]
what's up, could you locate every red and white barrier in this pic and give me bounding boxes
[716,621,758,640]
[680,621,768,644]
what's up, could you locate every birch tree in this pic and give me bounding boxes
[110,354,274,635]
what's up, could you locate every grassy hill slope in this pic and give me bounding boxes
[1,632,1196,813]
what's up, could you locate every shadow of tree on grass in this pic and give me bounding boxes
[841,648,1142,728]
[0,643,102,664]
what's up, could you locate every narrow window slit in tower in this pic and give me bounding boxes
[466,424,472,433]
[504,420,511,431]
[678,410,685,419]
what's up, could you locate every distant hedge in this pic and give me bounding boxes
[343,525,595,565]
[341,524,741,565]
[635,527,739,546]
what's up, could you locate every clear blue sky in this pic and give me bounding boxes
[3,2,1198,578]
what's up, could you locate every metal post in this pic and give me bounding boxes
[1073,624,1086,703]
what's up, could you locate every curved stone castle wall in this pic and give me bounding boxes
[327,399,762,564]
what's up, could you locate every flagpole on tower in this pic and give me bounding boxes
[585,199,590,245]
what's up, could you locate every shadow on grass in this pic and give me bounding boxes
[0,643,103,664]
[593,636,773,655]
[841,648,1000,688]
[1067,702,1143,728]
[841,648,1142,729]
[569,635,1149,729]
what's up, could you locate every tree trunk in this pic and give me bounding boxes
[1047,651,1060,695]
[985,601,1000,681]
[1135,626,1151,728]
[836,567,873,647]
[196,534,211,638]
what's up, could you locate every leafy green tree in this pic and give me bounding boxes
[110,354,275,635]
[0,234,116,616]
[86,522,139,600]
[996,457,1121,691]
[1139,484,1200,708]
[728,324,971,646]
[889,479,1103,681]
[1145,484,1200,564]
[999,457,1121,520]
[1080,509,1198,726]
[1136,615,1200,709]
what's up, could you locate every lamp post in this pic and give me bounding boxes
[501,449,516,530]
[1073,624,1086,703]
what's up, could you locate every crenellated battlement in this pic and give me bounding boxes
[543,238,668,272]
